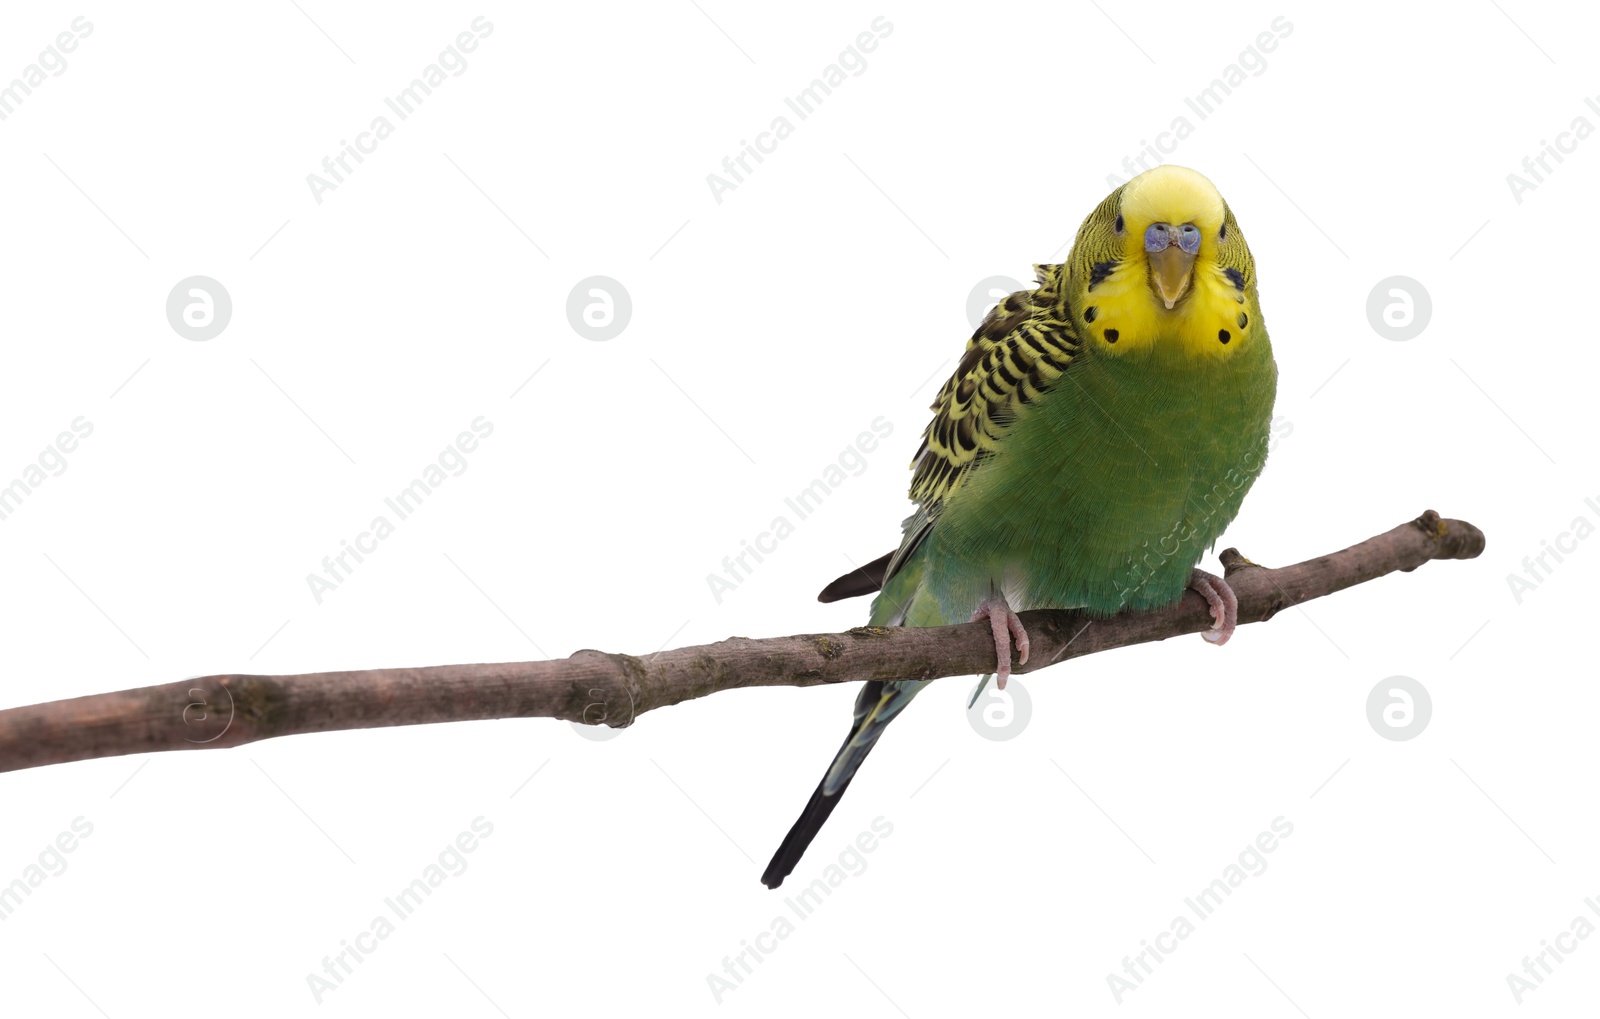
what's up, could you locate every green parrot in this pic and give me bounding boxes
[761,164,1278,888]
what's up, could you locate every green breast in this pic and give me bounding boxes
[920,336,1277,618]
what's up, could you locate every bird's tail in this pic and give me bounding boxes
[761,679,924,888]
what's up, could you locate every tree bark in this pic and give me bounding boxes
[0,510,1484,774]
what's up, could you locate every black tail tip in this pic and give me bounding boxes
[761,840,804,889]
[760,780,853,889]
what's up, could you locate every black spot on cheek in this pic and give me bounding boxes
[1237,311,1248,329]
[1218,329,1231,344]
[1104,328,1119,344]
[1224,268,1246,291]
[1084,306,1097,323]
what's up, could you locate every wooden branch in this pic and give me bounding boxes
[0,510,1484,774]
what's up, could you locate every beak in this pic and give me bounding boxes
[1149,246,1195,310]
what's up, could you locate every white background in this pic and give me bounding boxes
[0,2,1594,1015]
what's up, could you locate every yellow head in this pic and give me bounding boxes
[1065,165,1260,359]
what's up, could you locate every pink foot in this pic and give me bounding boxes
[972,596,1029,689]
[1188,568,1238,646]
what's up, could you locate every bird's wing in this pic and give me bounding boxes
[816,266,1084,603]
[880,265,1084,582]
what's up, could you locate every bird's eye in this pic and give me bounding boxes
[1219,222,1228,241]
[1114,214,1124,234]
[1177,224,1201,255]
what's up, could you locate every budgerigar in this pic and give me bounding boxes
[761,165,1278,888]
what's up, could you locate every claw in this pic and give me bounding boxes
[972,596,1029,689]
[1188,568,1238,646]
